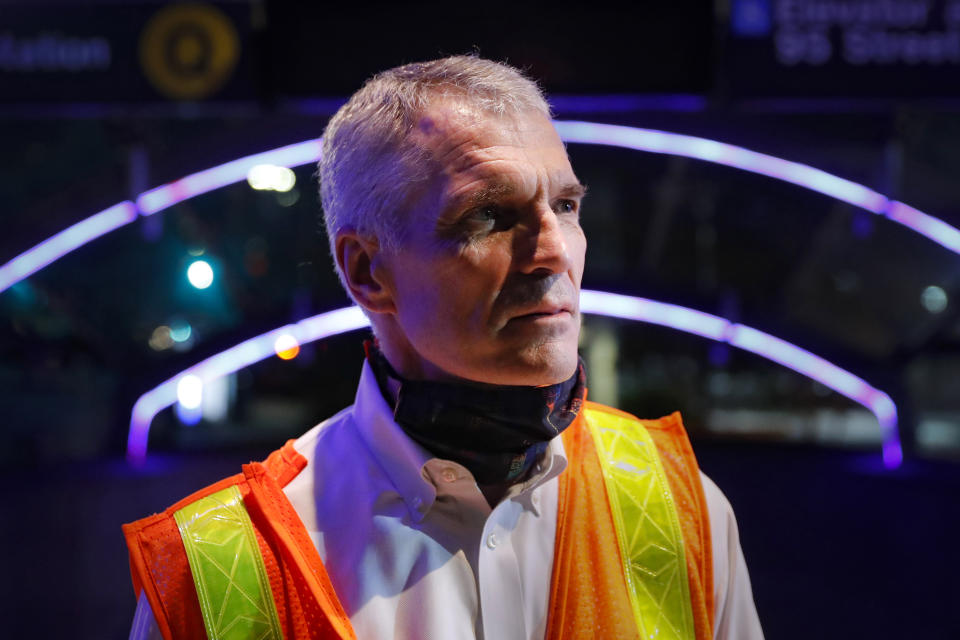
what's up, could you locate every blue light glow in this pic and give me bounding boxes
[127,296,901,469]
[169,322,192,343]
[175,402,203,426]
[731,0,773,37]
[187,260,214,289]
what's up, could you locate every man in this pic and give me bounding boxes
[125,56,763,640]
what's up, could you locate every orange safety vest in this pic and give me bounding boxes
[123,402,714,640]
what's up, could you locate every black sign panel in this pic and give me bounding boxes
[725,0,960,97]
[0,2,255,104]
[264,3,715,97]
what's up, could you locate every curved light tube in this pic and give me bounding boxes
[128,291,902,469]
[0,201,138,293]
[127,306,369,462]
[556,122,887,214]
[555,121,960,254]
[0,140,323,294]
[581,291,900,467]
[136,139,322,215]
[4,121,960,295]
[0,123,914,466]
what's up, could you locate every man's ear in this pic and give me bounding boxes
[335,229,397,315]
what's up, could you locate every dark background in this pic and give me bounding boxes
[1,1,958,637]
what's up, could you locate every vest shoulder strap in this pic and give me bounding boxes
[546,405,713,640]
[173,484,284,640]
[584,406,697,640]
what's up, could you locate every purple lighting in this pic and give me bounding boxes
[547,94,708,114]
[727,324,901,467]
[553,121,960,260]
[883,439,904,469]
[554,121,890,214]
[579,290,728,341]
[128,292,902,469]
[0,201,138,294]
[137,139,322,215]
[580,290,901,467]
[0,141,323,295]
[885,201,960,255]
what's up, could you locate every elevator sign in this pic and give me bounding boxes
[727,0,960,97]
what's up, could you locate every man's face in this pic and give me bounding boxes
[372,103,586,386]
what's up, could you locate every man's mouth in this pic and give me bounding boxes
[510,303,574,321]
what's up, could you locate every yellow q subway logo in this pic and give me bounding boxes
[139,2,239,100]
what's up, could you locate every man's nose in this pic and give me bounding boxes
[518,206,574,275]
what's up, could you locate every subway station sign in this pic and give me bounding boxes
[1,2,716,107]
[726,0,960,97]
[0,2,253,104]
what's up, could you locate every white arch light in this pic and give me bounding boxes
[0,122,916,467]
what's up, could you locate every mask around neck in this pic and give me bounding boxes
[365,341,586,485]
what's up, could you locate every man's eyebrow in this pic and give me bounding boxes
[447,181,587,213]
[450,183,515,210]
[557,182,588,199]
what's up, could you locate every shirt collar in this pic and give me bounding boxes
[353,360,436,520]
[351,359,570,521]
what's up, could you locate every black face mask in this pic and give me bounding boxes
[366,343,586,485]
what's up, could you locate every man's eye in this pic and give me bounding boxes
[465,205,514,230]
[471,205,500,221]
[554,200,578,215]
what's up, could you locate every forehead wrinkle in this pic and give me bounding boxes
[438,135,533,177]
[428,132,487,173]
[415,105,578,219]
[444,156,530,202]
[417,104,533,167]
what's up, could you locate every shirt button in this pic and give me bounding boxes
[486,534,499,550]
[440,468,457,483]
[531,493,540,507]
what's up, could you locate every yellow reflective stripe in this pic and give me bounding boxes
[584,409,696,640]
[174,485,284,640]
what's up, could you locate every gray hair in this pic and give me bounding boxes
[318,55,551,270]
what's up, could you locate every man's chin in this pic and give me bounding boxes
[486,347,580,387]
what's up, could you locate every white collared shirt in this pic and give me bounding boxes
[131,361,763,640]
